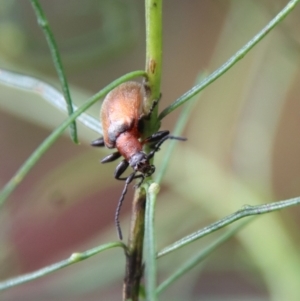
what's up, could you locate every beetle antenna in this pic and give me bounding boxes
[115,172,136,240]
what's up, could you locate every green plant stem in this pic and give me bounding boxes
[156,219,253,294]
[144,0,163,136]
[159,0,300,120]
[158,196,300,257]
[0,70,146,207]
[0,241,125,291]
[30,0,78,143]
[145,0,162,99]
[121,1,163,300]
[123,189,147,301]
[144,183,159,301]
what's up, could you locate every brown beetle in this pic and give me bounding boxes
[92,82,185,239]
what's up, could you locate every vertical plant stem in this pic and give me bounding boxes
[145,0,162,98]
[124,1,163,299]
[144,0,163,136]
[30,0,78,143]
[123,189,147,301]
[144,183,159,301]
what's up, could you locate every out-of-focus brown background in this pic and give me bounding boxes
[0,0,300,300]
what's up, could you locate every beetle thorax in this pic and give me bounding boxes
[115,131,142,160]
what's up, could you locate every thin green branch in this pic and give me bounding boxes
[158,0,300,120]
[158,196,300,258]
[0,241,125,291]
[0,68,102,134]
[144,183,160,301]
[30,0,78,143]
[0,70,147,207]
[156,219,253,294]
[155,73,206,184]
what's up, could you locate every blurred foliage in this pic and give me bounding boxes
[0,0,300,300]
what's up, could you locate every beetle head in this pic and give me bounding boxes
[129,151,155,177]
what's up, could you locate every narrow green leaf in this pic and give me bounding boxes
[156,219,253,294]
[0,241,125,291]
[158,0,300,120]
[158,196,300,257]
[0,68,102,134]
[30,0,78,143]
[155,72,206,184]
[0,70,147,207]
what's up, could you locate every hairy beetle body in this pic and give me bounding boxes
[101,81,144,149]
[92,81,186,239]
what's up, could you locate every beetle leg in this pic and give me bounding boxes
[137,94,161,133]
[142,130,170,147]
[144,94,161,119]
[114,160,145,182]
[114,160,130,181]
[91,137,105,147]
[101,152,121,163]
[134,174,145,188]
[147,135,187,160]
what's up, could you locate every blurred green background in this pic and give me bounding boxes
[0,0,300,300]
